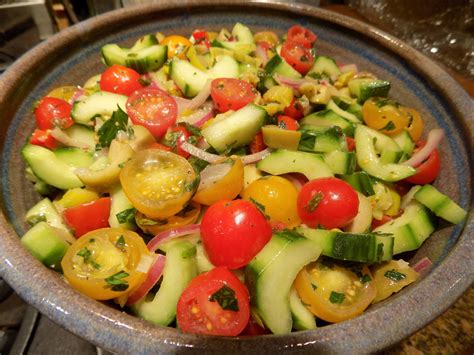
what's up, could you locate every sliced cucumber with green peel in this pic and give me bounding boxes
[208,55,239,79]
[322,150,356,175]
[257,149,334,180]
[201,103,267,153]
[63,124,96,151]
[298,126,347,153]
[265,55,302,79]
[327,99,361,123]
[348,78,391,102]
[296,227,393,262]
[373,202,437,254]
[245,231,322,334]
[392,130,414,162]
[307,55,341,78]
[300,109,355,137]
[169,59,209,98]
[108,186,135,229]
[54,147,94,169]
[132,241,197,326]
[414,184,467,224]
[290,287,316,331]
[22,144,84,189]
[341,171,375,196]
[71,91,128,125]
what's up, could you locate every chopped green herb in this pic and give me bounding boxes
[311,283,317,290]
[163,131,180,148]
[185,178,200,192]
[384,269,406,282]
[104,271,129,291]
[377,242,384,261]
[183,122,202,137]
[307,72,323,80]
[89,238,95,243]
[27,215,47,226]
[360,274,372,283]
[329,291,345,304]
[380,120,396,131]
[115,235,126,250]
[76,247,101,270]
[373,98,399,108]
[116,208,137,224]
[209,285,239,312]
[97,107,131,148]
[188,156,209,174]
[138,77,151,86]
[305,192,324,213]
[250,198,270,220]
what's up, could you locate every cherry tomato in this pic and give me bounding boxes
[126,88,178,138]
[297,177,359,229]
[240,316,270,336]
[287,25,317,48]
[192,30,210,48]
[362,97,409,135]
[177,267,250,336]
[253,31,279,47]
[294,260,376,323]
[242,176,301,228]
[370,214,393,229]
[277,115,299,131]
[210,78,256,113]
[283,98,305,120]
[161,35,192,59]
[200,199,272,269]
[400,107,424,142]
[100,64,143,96]
[29,129,57,150]
[163,124,193,158]
[280,40,314,75]
[346,137,356,152]
[61,228,150,300]
[34,97,73,130]
[63,197,111,237]
[371,260,419,303]
[249,131,266,154]
[148,142,172,151]
[120,149,196,219]
[404,141,441,185]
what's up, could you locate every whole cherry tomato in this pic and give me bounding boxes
[100,64,143,96]
[287,25,317,48]
[280,40,314,75]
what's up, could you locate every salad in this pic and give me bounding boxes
[20,23,467,336]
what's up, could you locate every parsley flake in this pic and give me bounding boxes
[115,235,126,250]
[380,120,396,131]
[311,283,318,290]
[305,192,324,213]
[329,291,345,304]
[76,247,101,270]
[384,269,406,282]
[97,107,131,148]
[104,271,129,291]
[209,285,239,312]
[116,208,137,224]
[250,198,270,220]
[360,274,372,283]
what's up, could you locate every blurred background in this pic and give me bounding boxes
[0,1,472,354]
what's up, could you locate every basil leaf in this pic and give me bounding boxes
[76,247,101,270]
[97,106,131,148]
[209,285,239,312]
[305,192,324,213]
[105,270,129,291]
[116,208,137,224]
[384,269,406,282]
[329,291,345,304]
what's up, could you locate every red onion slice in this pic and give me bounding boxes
[147,223,201,253]
[69,87,85,104]
[198,161,233,192]
[126,254,166,306]
[255,44,269,66]
[180,141,227,164]
[413,257,432,273]
[178,103,214,126]
[273,73,320,89]
[402,129,444,167]
[173,79,212,114]
[240,148,273,164]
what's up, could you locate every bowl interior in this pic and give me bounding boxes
[0,2,472,353]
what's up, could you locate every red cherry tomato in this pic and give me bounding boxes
[29,129,58,150]
[283,98,305,120]
[126,88,178,138]
[370,214,393,229]
[148,142,172,151]
[280,40,314,75]
[277,115,299,130]
[346,137,356,152]
[287,25,317,48]
[192,29,210,48]
[177,267,250,336]
[200,199,272,269]
[240,316,270,336]
[34,97,73,130]
[249,131,266,154]
[164,124,193,158]
[404,141,441,185]
[297,177,359,229]
[210,78,256,113]
[63,197,111,237]
[100,64,143,96]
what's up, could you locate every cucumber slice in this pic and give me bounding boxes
[231,22,254,43]
[355,125,415,182]
[169,60,209,98]
[71,91,128,125]
[63,124,96,151]
[21,222,70,268]
[130,34,159,51]
[322,150,356,175]
[296,227,393,262]
[414,184,467,224]
[201,103,267,153]
[101,43,167,74]
[256,149,334,180]
[290,287,316,331]
[348,78,391,102]
[373,202,437,254]
[245,231,322,334]
[208,55,239,79]
[195,241,214,274]
[307,55,341,78]
[265,55,302,79]
[132,241,197,326]
[22,144,84,189]
[108,186,135,229]
[341,171,375,196]
[298,126,347,153]
[300,109,355,137]
[392,130,414,162]
[54,147,94,169]
[326,99,361,123]
[344,192,373,233]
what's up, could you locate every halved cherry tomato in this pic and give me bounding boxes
[283,97,305,120]
[210,78,256,113]
[34,97,73,130]
[287,25,317,48]
[177,267,250,336]
[253,31,279,47]
[29,129,57,150]
[277,115,299,130]
[120,149,196,219]
[400,107,424,142]
[362,97,409,136]
[63,197,111,237]
[192,30,210,48]
[249,131,266,154]
[346,137,356,152]
[370,214,393,229]
[61,228,150,300]
[294,260,376,323]
[297,177,359,229]
[242,176,301,228]
[161,35,192,59]
[404,141,441,185]
[280,40,314,75]
[126,88,178,138]
[371,260,419,303]
[200,199,272,269]
[163,124,194,158]
[100,64,143,96]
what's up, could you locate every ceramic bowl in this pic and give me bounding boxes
[0,1,472,353]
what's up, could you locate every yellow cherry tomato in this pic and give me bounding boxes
[294,260,376,323]
[241,175,301,228]
[400,107,424,142]
[61,228,150,300]
[161,35,192,59]
[47,86,79,101]
[192,157,244,205]
[370,260,419,303]
[253,31,279,47]
[120,149,196,219]
[362,97,409,135]
[385,186,401,216]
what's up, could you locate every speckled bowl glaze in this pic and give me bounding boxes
[0,1,472,353]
